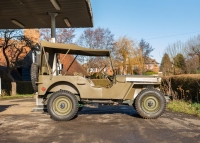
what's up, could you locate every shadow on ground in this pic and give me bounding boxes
[43,105,141,119]
[10,98,35,102]
[77,105,141,118]
[0,104,18,112]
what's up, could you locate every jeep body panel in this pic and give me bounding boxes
[38,75,102,99]
[38,74,161,100]
[38,75,131,99]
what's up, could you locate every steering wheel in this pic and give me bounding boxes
[106,75,113,82]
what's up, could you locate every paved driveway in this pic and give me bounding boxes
[0,98,200,143]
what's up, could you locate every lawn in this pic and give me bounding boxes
[167,100,200,117]
[0,94,34,100]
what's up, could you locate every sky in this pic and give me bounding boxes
[76,0,200,63]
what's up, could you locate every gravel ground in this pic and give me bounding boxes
[0,98,200,143]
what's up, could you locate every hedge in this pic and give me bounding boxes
[0,69,12,95]
[0,69,34,95]
[16,81,34,94]
[161,74,200,103]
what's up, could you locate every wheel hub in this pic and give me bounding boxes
[148,101,154,107]
[60,103,65,109]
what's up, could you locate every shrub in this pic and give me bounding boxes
[144,70,158,75]
[161,74,200,103]
[1,89,9,97]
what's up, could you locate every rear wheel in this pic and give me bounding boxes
[135,88,166,119]
[47,90,78,121]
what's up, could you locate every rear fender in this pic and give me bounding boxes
[47,81,79,95]
[42,82,80,104]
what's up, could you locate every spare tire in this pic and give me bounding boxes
[30,63,39,92]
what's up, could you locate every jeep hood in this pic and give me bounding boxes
[116,75,161,83]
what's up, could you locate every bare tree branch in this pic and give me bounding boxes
[0,29,36,81]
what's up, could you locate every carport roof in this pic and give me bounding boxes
[0,0,93,29]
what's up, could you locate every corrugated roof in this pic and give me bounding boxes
[0,0,93,28]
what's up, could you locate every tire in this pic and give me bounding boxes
[30,63,38,92]
[47,90,78,121]
[135,88,166,119]
[133,100,136,109]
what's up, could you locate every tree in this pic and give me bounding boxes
[113,36,136,75]
[40,28,75,43]
[129,48,144,75]
[186,35,200,68]
[160,53,172,76]
[0,29,35,81]
[39,29,51,42]
[139,39,154,74]
[139,39,154,59]
[165,41,186,62]
[76,28,114,50]
[185,56,199,74]
[173,53,186,74]
[164,34,200,74]
[76,28,114,71]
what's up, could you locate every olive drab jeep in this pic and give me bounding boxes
[31,41,166,121]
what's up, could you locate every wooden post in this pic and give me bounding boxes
[10,82,16,96]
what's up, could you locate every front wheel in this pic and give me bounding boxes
[135,88,166,119]
[47,90,78,121]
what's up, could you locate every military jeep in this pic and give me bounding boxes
[31,41,166,121]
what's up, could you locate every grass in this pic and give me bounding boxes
[167,100,200,117]
[0,94,34,100]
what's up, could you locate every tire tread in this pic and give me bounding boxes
[30,63,38,92]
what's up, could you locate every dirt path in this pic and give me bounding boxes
[0,98,35,115]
